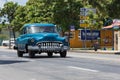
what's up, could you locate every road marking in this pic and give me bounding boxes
[1,55,14,59]
[69,54,120,62]
[20,58,35,62]
[0,55,35,62]
[31,78,37,80]
[68,66,99,72]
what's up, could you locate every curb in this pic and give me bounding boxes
[0,46,15,51]
[1,46,120,54]
[69,49,120,54]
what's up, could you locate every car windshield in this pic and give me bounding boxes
[27,26,57,33]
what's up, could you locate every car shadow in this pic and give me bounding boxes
[115,52,120,55]
[23,55,71,59]
[0,60,28,65]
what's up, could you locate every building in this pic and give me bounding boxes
[70,29,113,49]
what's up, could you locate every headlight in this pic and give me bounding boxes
[59,43,63,47]
[29,38,35,43]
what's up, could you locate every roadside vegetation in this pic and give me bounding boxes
[0,0,120,37]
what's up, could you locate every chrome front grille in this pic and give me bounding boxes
[37,42,63,49]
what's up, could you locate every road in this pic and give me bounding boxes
[0,48,120,80]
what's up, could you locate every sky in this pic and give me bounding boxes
[0,0,28,23]
[0,0,28,8]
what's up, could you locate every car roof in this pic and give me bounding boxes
[23,23,55,28]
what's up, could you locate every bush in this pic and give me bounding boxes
[0,34,7,40]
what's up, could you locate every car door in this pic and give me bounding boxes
[17,28,28,51]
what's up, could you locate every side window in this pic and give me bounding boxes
[26,27,31,33]
[55,25,62,33]
[21,28,27,35]
[23,28,26,34]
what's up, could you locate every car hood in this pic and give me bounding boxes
[28,33,65,42]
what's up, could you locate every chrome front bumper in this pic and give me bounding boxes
[28,45,69,52]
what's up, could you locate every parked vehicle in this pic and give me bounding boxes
[14,23,69,58]
[2,40,9,46]
[2,38,15,47]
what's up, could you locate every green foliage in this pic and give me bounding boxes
[53,0,83,31]
[107,0,120,18]
[25,0,54,23]
[87,0,112,17]
[0,34,7,40]
[13,0,83,32]
[11,6,26,31]
[1,0,120,32]
[0,1,19,31]
[103,17,113,26]
[1,2,18,23]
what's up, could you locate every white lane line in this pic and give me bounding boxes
[69,54,120,62]
[1,55,14,58]
[68,66,99,72]
[30,78,37,80]
[19,58,35,62]
[1,55,35,62]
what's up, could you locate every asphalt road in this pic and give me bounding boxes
[0,48,120,80]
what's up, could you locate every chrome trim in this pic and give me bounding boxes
[37,41,63,48]
[28,41,69,52]
[63,46,69,50]
[28,46,39,50]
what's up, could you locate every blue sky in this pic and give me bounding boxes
[8,0,28,5]
[0,0,28,8]
[0,0,28,24]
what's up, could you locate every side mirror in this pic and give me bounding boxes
[55,25,61,32]
[55,25,62,35]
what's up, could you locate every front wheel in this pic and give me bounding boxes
[60,51,67,57]
[17,50,23,57]
[47,52,53,57]
[28,50,35,58]
[94,46,98,51]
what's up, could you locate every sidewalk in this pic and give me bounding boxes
[0,46,15,51]
[0,46,120,54]
[69,48,120,54]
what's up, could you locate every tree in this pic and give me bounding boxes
[107,0,120,18]
[80,0,113,29]
[53,0,83,32]
[103,17,113,26]
[1,2,18,24]
[0,1,19,32]
[1,0,117,33]
[10,0,55,31]
[11,6,26,31]
[25,0,54,23]
[0,1,19,48]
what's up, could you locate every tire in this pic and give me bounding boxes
[28,50,35,58]
[25,44,28,53]
[47,52,53,57]
[94,48,97,51]
[17,50,23,57]
[60,51,67,57]
[94,47,98,51]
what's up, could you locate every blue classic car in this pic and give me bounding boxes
[14,23,69,58]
